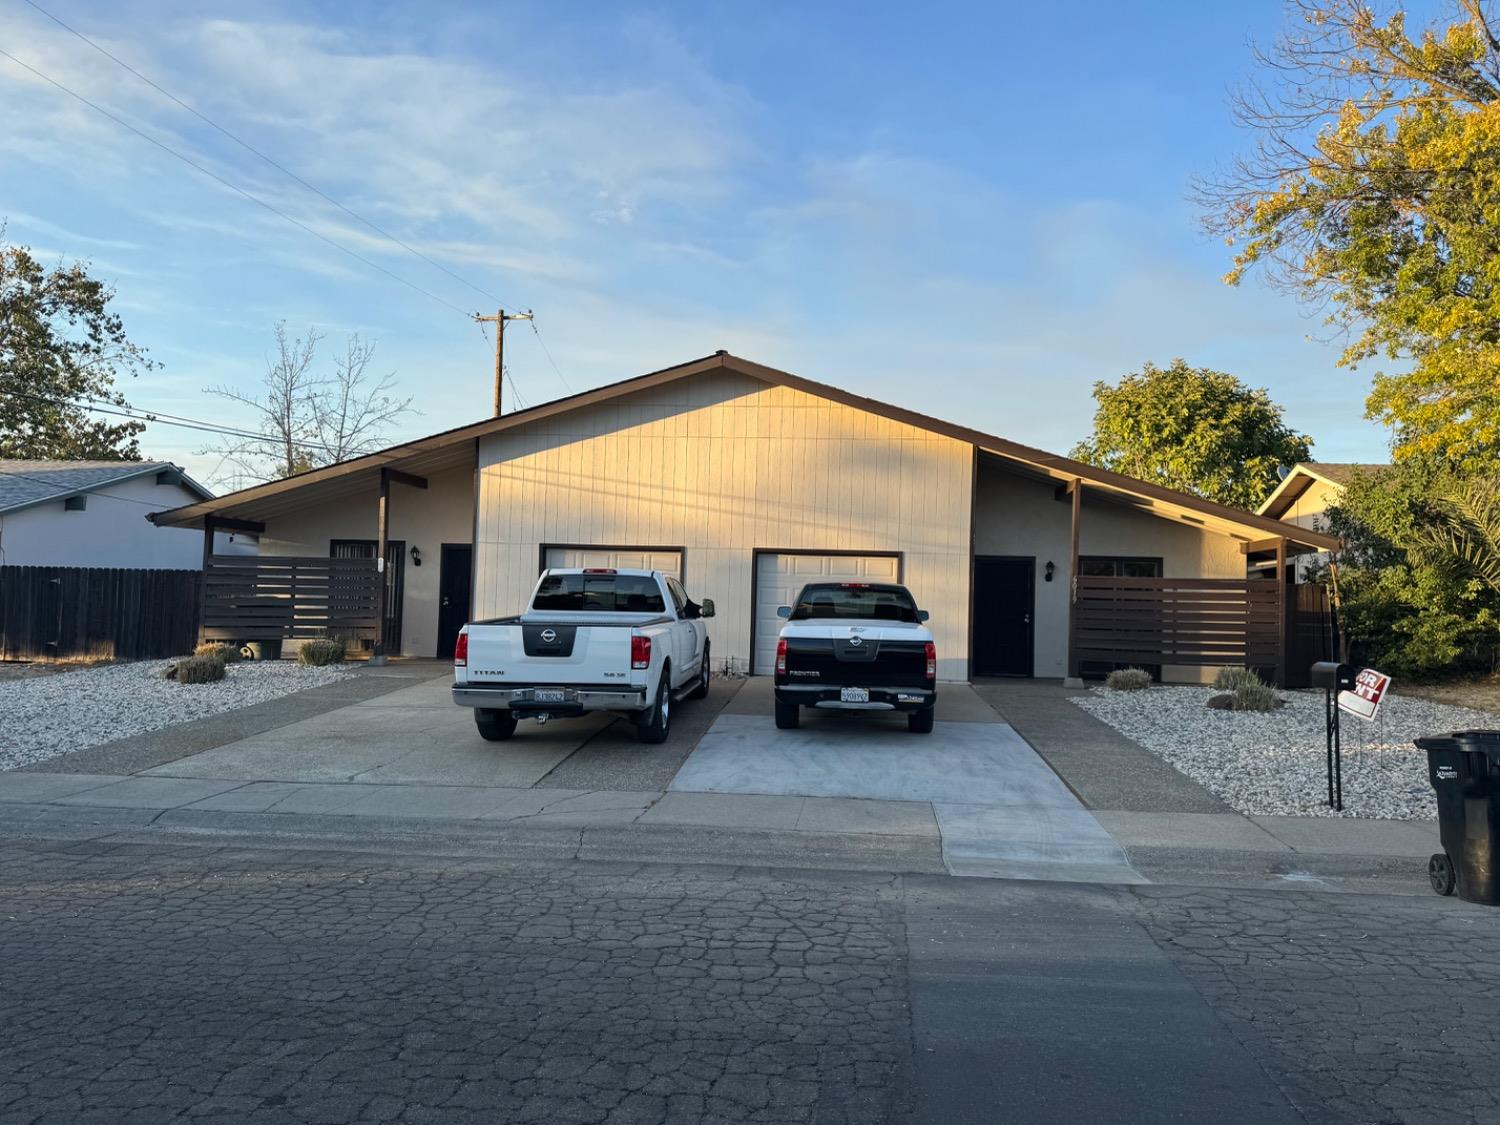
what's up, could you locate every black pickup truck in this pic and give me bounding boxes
[771,582,937,733]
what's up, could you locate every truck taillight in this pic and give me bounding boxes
[776,637,787,675]
[631,635,652,670]
[454,628,468,667]
[924,642,936,681]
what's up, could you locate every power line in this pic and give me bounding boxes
[529,319,573,393]
[20,0,518,311]
[0,385,382,458]
[0,46,475,318]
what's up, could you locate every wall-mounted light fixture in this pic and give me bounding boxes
[1044,560,1055,582]
[410,546,422,567]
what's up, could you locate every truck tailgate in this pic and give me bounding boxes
[464,619,637,686]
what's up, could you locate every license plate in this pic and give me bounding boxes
[534,689,567,703]
[840,687,870,703]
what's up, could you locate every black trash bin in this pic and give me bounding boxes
[1417,730,1500,903]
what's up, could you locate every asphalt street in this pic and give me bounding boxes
[5,830,1498,1125]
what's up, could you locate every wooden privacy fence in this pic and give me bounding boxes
[201,555,381,642]
[0,566,200,661]
[1284,582,1338,689]
[1074,576,1283,681]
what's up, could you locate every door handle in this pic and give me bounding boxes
[441,596,450,607]
[1023,613,1031,624]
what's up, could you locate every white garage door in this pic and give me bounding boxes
[543,546,682,578]
[752,553,900,674]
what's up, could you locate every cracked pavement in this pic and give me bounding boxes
[2,831,1499,1124]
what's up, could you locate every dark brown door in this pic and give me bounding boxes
[972,556,1034,677]
[437,544,472,658]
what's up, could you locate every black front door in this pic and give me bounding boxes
[437,544,473,658]
[972,556,1034,677]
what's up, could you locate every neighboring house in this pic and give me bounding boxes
[149,352,1338,682]
[1256,462,1379,579]
[0,460,253,569]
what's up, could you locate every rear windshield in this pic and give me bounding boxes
[532,574,666,613]
[790,584,919,622]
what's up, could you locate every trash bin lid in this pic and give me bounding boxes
[1437,731,1500,758]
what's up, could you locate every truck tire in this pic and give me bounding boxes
[688,642,712,700]
[475,708,518,742]
[636,668,672,744]
[908,706,935,734]
[774,699,800,730]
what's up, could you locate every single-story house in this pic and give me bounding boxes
[0,460,253,568]
[148,353,1339,683]
[1256,462,1378,580]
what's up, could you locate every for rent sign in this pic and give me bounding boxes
[1338,668,1392,721]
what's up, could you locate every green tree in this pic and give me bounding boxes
[1071,359,1313,509]
[1318,460,1500,675]
[1201,0,1500,463]
[0,230,150,460]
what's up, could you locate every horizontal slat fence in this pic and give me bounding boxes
[1284,583,1338,689]
[201,555,380,641]
[1074,576,1282,678]
[0,566,200,661]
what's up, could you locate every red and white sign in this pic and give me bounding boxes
[1338,668,1392,721]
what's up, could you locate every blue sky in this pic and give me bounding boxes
[3,0,1396,486]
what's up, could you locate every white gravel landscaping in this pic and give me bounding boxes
[0,660,351,771]
[1073,685,1500,820]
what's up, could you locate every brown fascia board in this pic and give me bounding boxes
[150,349,1342,551]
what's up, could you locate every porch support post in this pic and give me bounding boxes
[1064,479,1084,687]
[1274,535,1287,688]
[372,470,391,665]
[197,515,216,645]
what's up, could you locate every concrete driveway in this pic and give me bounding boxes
[670,678,1140,882]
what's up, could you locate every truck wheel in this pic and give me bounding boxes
[908,706,935,734]
[636,669,672,744]
[774,700,800,730]
[475,709,517,742]
[688,642,711,700]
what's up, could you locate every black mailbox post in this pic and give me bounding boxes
[1311,662,1357,810]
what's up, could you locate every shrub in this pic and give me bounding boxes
[1212,666,1263,692]
[298,637,346,666]
[194,642,243,664]
[1231,680,1281,712]
[172,655,226,684]
[1105,667,1153,691]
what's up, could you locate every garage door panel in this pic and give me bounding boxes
[753,552,900,674]
[544,547,682,578]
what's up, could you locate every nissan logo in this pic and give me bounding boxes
[848,635,863,647]
[541,628,558,643]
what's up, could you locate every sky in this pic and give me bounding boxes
[2,0,1400,488]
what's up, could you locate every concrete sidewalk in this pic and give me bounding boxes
[0,764,1444,892]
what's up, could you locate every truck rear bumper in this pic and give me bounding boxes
[452,684,648,715]
[774,684,935,712]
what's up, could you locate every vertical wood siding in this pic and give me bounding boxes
[476,371,974,678]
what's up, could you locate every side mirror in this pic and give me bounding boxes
[699,598,715,618]
[776,605,792,619]
[917,609,929,622]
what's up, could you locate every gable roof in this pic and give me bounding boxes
[0,460,212,516]
[148,352,1341,551]
[1256,461,1382,520]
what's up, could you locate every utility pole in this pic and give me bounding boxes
[473,309,533,417]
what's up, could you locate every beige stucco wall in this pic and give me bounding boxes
[1279,479,1342,533]
[257,464,474,658]
[972,458,1246,683]
[475,370,975,679]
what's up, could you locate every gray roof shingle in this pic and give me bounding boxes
[0,460,209,514]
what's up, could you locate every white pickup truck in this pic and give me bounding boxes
[452,568,714,744]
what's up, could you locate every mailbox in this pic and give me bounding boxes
[1310,661,1356,692]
